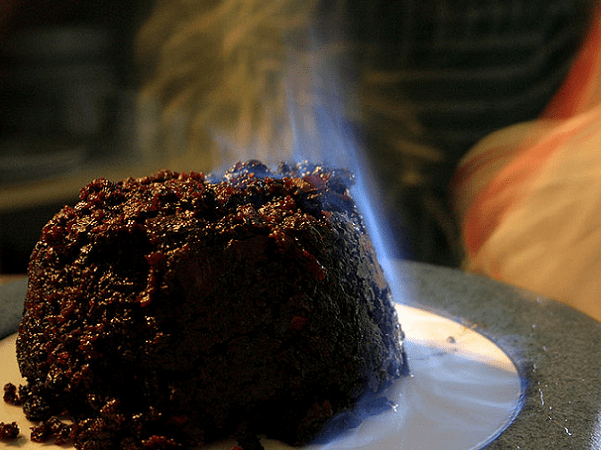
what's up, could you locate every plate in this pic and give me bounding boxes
[0,303,523,449]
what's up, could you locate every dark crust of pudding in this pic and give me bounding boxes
[13,160,406,450]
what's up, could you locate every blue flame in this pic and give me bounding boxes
[286,52,400,298]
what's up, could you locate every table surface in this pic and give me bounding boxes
[1,260,601,449]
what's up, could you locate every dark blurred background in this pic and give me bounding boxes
[0,0,153,273]
[0,0,593,274]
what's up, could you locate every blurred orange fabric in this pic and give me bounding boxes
[451,3,601,321]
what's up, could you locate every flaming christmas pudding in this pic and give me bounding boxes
[8,161,407,449]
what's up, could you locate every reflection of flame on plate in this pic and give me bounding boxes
[384,305,524,450]
[0,305,523,450]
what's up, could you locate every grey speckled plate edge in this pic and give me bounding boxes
[390,260,601,450]
[2,261,601,449]
[0,277,26,341]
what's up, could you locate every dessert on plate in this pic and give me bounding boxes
[4,160,407,449]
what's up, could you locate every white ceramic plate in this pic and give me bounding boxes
[0,304,523,449]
